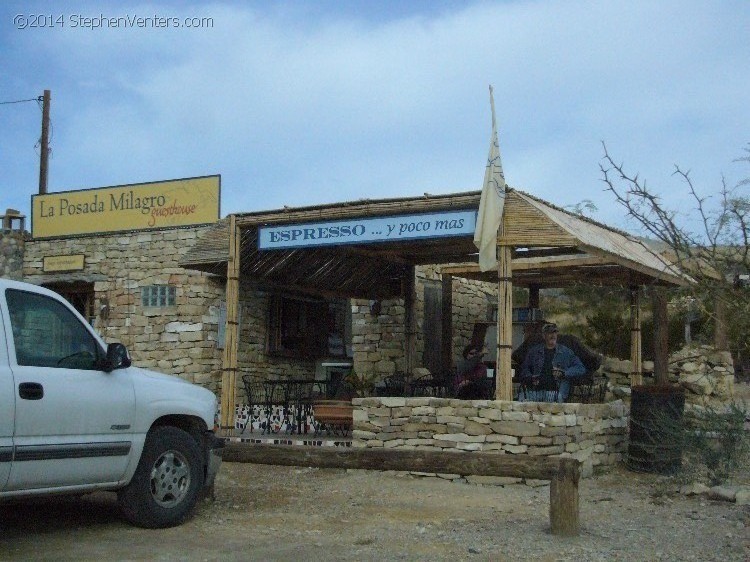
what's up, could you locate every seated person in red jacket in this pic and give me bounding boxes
[455,343,491,399]
[518,323,585,402]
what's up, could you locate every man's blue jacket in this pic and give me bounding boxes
[518,343,586,382]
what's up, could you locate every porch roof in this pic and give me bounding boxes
[179,188,689,298]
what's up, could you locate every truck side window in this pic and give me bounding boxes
[5,289,101,370]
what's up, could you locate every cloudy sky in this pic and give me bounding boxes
[1,0,748,233]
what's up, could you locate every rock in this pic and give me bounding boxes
[734,488,750,505]
[466,475,521,486]
[612,386,631,398]
[680,362,699,374]
[604,357,632,374]
[679,373,713,395]
[708,486,737,502]
[680,482,710,496]
[525,479,550,488]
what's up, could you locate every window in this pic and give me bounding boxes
[141,285,176,307]
[6,289,101,370]
[267,295,349,359]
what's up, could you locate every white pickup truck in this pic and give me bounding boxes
[0,278,223,528]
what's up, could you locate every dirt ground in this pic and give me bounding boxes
[1,459,748,561]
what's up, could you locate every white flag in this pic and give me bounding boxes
[473,85,506,272]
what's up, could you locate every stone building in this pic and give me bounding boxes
[21,224,226,391]
[7,183,501,404]
[9,182,694,438]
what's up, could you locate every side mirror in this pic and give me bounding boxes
[103,343,132,372]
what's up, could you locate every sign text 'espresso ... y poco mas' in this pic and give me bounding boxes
[31,175,220,238]
[258,210,476,250]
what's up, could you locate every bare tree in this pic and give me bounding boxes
[600,143,750,371]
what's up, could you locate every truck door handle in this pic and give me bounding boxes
[19,382,44,400]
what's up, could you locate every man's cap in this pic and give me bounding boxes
[542,323,558,334]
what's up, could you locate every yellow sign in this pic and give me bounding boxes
[43,254,85,272]
[32,175,220,238]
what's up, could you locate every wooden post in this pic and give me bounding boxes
[404,266,417,376]
[441,273,453,375]
[224,443,581,537]
[629,286,643,386]
[38,89,51,194]
[549,457,580,536]
[528,284,540,309]
[496,227,513,400]
[652,287,670,385]
[220,215,240,435]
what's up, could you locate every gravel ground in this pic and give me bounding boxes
[1,460,748,561]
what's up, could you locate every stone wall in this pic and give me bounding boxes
[603,344,735,407]
[235,282,317,386]
[350,266,497,378]
[0,230,26,280]
[23,226,226,392]
[352,397,629,477]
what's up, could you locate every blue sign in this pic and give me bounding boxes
[258,209,477,250]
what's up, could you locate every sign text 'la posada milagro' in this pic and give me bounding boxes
[31,175,220,238]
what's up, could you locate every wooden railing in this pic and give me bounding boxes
[223,444,581,536]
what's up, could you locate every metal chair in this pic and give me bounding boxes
[567,373,608,403]
[263,380,290,434]
[381,372,407,397]
[516,378,560,403]
[409,370,455,398]
[241,375,267,434]
[284,380,316,435]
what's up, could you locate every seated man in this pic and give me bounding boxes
[455,343,491,399]
[517,323,585,402]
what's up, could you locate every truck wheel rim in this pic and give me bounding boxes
[150,450,191,508]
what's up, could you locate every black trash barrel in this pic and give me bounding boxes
[627,385,686,474]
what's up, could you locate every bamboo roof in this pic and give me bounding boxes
[179,188,689,298]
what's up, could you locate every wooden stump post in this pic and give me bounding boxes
[549,457,580,536]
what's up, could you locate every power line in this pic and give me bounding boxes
[0,97,40,105]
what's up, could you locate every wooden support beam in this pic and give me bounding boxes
[220,215,240,435]
[496,216,513,400]
[223,443,581,536]
[630,286,643,387]
[441,273,453,375]
[528,284,540,309]
[404,266,417,374]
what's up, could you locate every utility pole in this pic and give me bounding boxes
[38,89,51,194]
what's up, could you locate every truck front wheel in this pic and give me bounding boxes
[118,426,204,528]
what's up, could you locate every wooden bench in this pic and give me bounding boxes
[223,444,581,536]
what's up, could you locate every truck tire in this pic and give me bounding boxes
[118,426,204,528]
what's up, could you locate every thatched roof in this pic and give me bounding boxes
[179,188,689,298]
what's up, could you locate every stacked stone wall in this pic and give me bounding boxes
[603,344,735,407]
[352,397,628,478]
[23,226,225,392]
[0,230,26,280]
